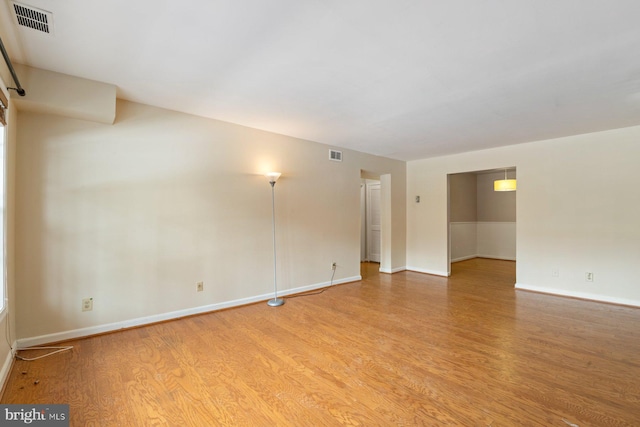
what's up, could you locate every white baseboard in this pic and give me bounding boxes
[452,254,516,263]
[451,255,477,263]
[406,266,450,277]
[379,266,406,274]
[17,275,361,348]
[477,254,516,261]
[515,283,640,308]
[0,340,17,394]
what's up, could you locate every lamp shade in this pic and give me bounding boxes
[265,172,281,184]
[494,179,517,191]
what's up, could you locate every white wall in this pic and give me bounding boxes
[449,222,477,261]
[15,99,406,344]
[476,222,516,260]
[13,64,116,124]
[408,126,640,306]
[449,221,516,262]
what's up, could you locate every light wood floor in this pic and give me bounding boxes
[3,259,640,426]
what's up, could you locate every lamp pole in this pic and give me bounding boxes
[266,173,284,307]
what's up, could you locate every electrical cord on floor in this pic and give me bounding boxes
[16,346,74,361]
[4,299,74,361]
[286,266,337,300]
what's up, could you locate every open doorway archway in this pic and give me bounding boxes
[448,168,517,275]
[360,171,394,273]
[361,178,381,263]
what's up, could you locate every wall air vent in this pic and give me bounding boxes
[329,149,343,162]
[11,2,54,35]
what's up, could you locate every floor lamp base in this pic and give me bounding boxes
[267,298,285,307]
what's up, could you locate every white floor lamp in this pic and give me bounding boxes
[266,172,284,307]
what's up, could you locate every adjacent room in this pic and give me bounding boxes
[0,1,639,425]
[448,168,517,270]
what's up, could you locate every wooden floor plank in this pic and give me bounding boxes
[3,259,640,426]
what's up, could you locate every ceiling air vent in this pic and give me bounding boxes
[12,2,54,35]
[329,149,343,162]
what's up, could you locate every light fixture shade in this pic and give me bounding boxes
[494,179,517,191]
[265,172,281,184]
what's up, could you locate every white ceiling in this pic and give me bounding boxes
[2,0,640,161]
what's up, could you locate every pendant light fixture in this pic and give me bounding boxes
[494,169,517,192]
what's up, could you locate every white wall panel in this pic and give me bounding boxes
[450,222,477,262]
[476,222,516,260]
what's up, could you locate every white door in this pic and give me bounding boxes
[366,183,381,262]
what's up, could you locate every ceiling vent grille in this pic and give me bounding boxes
[12,2,53,35]
[329,149,343,162]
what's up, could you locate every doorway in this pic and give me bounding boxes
[360,178,381,263]
[448,168,517,275]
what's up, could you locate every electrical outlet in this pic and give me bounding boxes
[196,281,204,292]
[331,262,337,270]
[82,298,93,312]
[585,272,594,282]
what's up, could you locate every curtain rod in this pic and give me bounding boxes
[0,36,26,96]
